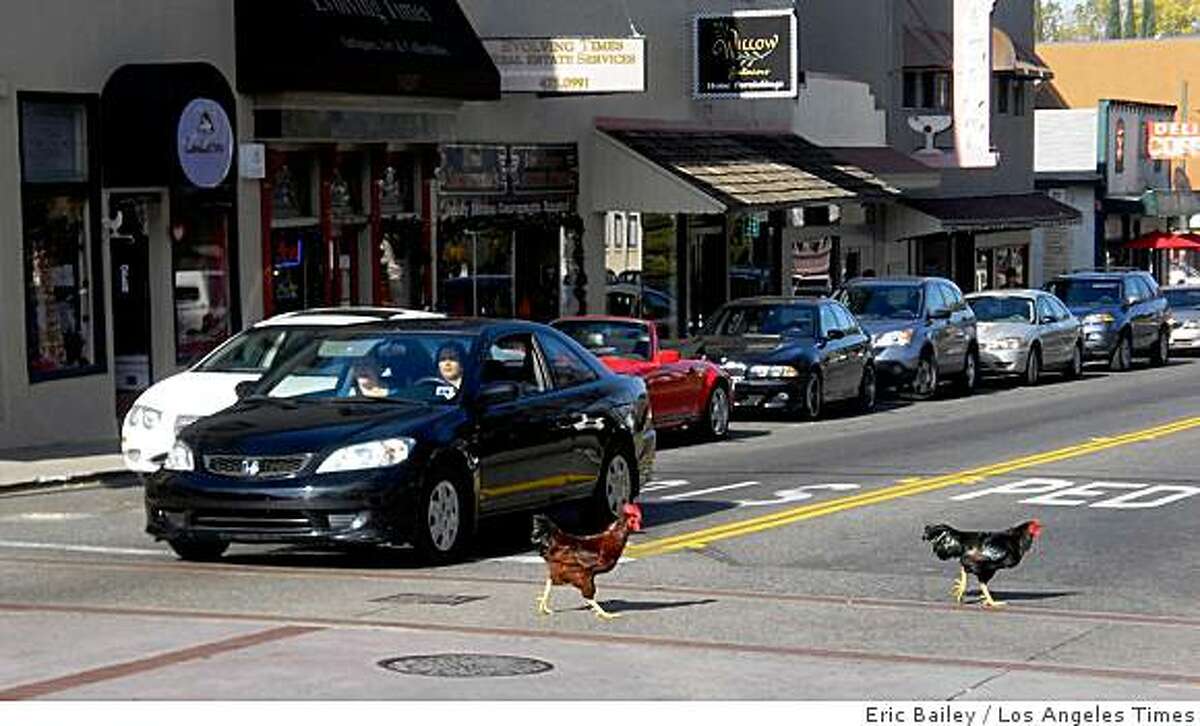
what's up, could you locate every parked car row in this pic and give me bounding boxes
[127,268,1186,564]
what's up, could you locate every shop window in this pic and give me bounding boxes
[902,69,951,111]
[1013,80,1026,116]
[171,195,233,365]
[19,94,105,382]
[730,213,777,300]
[606,213,679,341]
[995,76,1010,115]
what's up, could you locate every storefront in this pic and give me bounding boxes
[591,127,898,339]
[236,0,501,318]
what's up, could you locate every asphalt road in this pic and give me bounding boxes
[1,357,1199,700]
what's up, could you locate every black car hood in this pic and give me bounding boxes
[705,336,818,364]
[182,397,455,456]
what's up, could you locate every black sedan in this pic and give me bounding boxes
[688,297,876,419]
[145,319,655,563]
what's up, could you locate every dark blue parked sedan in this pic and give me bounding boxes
[145,318,655,563]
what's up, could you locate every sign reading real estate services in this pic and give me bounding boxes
[694,9,798,99]
[484,37,645,93]
[1148,121,1200,159]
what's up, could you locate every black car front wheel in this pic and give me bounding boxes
[857,365,877,413]
[801,372,823,420]
[1110,331,1133,372]
[168,538,229,562]
[1150,327,1170,367]
[414,467,472,563]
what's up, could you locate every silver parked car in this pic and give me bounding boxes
[966,290,1084,385]
[1164,286,1200,352]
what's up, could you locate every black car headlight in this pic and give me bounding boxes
[316,437,415,474]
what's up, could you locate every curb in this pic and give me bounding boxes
[0,469,142,496]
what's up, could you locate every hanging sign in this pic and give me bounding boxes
[693,9,798,99]
[176,98,233,188]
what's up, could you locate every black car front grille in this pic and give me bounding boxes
[191,509,326,532]
[203,454,312,479]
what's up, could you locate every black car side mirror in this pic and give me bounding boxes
[234,381,257,400]
[477,381,520,407]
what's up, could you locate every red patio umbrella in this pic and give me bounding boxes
[1122,230,1200,250]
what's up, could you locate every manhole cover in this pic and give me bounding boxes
[378,654,554,678]
[369,593,486,607]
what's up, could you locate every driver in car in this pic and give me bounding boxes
[351,358,390,399]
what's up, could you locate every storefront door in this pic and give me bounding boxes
[108,193,156,419]
[688,226,726,334]
[271,227,325,314]
[439,227,515,318]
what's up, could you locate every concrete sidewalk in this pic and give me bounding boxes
[0,440,131,492]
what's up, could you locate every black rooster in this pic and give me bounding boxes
[922,520,1042,607]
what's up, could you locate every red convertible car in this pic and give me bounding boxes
[551,316,731,439]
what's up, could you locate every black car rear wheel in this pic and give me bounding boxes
[168,538,229,562]
[414,467,472,563]
[591,446,635,525]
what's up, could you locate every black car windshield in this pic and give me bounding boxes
[260,332,476,404]
[840,285,922,319]
[713,305,817,337]
[554,320,652,361]
[969,296,1035,323]
[194,327,314,373]
[1165,289,1200,309]
[1049,280,1121,307]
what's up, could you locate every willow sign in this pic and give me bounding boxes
[693,9,798,99]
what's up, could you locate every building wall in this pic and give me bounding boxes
[1037,37,1200,118]
[1031,185,1096,285]
[0,0,240,450]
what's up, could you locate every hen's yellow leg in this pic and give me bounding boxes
[979,583,1006,608]
[950,567,968,604]
[535,578,554,615]
[584,598,620,620]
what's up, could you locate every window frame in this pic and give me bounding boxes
[18,91,107,384]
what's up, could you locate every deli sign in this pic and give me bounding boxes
[1148,121,1200,159]
[694,9,798,99]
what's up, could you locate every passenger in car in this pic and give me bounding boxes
[436,342,467,390]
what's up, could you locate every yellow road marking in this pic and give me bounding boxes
[627,414,1200,558]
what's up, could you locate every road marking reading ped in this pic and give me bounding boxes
[952,477,1200,509]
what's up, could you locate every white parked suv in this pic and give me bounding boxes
[120,307,442,473]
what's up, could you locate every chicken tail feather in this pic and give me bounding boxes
[923,523,965,560]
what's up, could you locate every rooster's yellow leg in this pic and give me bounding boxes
[979,583,1006,608]
[584,598,620,620]
[535,578,554,615]
[950,567,968,604]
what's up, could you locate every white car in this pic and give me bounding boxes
[120,307,442,473]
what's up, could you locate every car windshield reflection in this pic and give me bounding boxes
[969,296,1034,323]
[840,285,922,319]
[555,320,652,360]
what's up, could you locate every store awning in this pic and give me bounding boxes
[902,193,1081,232]
[903,26,1052,78]
[592,127,900,214]
[235,0,499,100]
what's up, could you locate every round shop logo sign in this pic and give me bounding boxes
[177,98,233,188]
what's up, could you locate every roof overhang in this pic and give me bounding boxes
[904,25,1052,78]
[901,193,1081,233]
[592,126,900,214]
